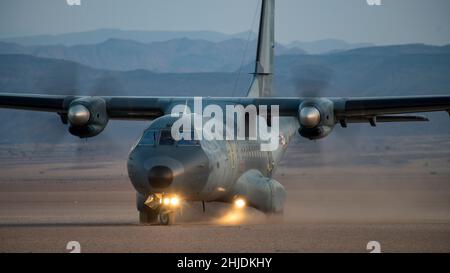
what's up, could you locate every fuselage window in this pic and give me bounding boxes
[140,130,158,145]
[159,129,175,146]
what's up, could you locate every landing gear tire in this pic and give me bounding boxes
[158,212,175,225]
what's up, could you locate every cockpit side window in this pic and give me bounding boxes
[140,130,158,145]
[159,129,175,146]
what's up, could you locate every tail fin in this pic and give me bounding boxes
[247,0,275,98]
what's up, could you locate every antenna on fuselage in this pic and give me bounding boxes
[246,0,275,98]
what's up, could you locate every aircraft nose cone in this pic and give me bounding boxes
[148,165,173,189]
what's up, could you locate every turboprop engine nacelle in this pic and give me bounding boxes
[297,98,335,140]
[65,97,109,138]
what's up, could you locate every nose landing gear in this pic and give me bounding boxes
[137,192,181,225]
[158,210,175,225]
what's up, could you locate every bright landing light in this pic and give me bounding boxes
[170,197,180,206]
[162,196,180,207]
[163,198,170,205]
[234,198,246,209]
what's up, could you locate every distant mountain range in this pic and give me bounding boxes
[2,43,449,97]
[0,54,249,97]
[276,44,450,97]
[1,41,450,143]
[0,38,305,73]
[286,39,374,54]
[1,29,258,46]
[1,29,372,54]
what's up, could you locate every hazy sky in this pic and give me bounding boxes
[1,0,449,45]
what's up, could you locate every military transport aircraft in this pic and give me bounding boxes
[1,0,449,225]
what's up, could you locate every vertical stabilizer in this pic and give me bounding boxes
[247,0,275,98]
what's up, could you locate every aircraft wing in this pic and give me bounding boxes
[0,93,166,120]
[0,93,449,129]
[333,96,450,126]
[0,93,67,113]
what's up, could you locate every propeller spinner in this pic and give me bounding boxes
[299,106,321,128]
[68,105,91,126]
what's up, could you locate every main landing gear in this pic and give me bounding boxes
[136,193,180,225]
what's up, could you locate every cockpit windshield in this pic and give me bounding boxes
[140,130,158,145]
[139,129,200,146]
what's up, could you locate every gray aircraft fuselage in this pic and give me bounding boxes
[127,103,299,213]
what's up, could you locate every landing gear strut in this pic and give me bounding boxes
[137,192,159,225]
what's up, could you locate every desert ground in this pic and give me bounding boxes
[0,134,449,253]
